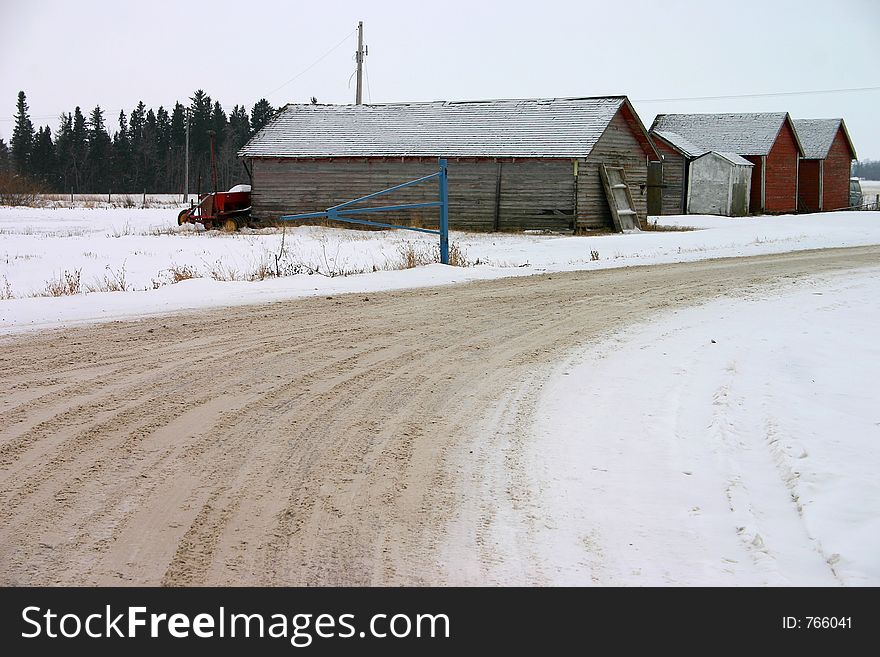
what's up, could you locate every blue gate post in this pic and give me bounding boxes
[438,158,449,265]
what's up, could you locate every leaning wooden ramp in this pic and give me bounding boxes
[600,164,641,232]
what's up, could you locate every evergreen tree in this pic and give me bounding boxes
[169,102,187,193]
[155,106,172,190]
[30,126,57,187]
[228,105,251,152]
[86,106,112,191]
[54,112,74,192]
[69,107,88,192]
[250,98,275,135]
[112,110,131,191]
[128,101,147,189]
[141,108,159,191]
[11,91,35,176]
[189,90,213,193]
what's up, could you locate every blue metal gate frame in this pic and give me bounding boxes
[279,158,450,264]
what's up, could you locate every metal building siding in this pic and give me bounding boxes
[764,121,800,213]
[824,128,855,210]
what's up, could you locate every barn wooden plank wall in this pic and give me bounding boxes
[580,111,649,229]
[249,156,647,232]
[250,157,578,231]
[653,138,686,215]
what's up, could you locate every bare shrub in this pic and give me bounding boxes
[86,263,129,292]
[1,275,14,300]
[590,250,600,261]
[447,243,470,267]
[642,220,697,232]
[208,260,242,281]
[393,241,471,269]
[108,223,135,238]
[43,269,82,296]
[0,172,46,207]
[167,263,199,283]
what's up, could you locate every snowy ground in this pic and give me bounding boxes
[1,205,880,333]
[526,270,880,586]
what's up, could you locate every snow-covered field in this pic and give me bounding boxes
[2,205,880,333]
[527,270,880,585]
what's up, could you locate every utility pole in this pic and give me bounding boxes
[355,20,365,105]
[184,107,190,203]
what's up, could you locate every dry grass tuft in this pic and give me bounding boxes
[43,269,82,296]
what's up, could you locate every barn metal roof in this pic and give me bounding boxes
[650,112,803,157]
[792,118,857,160]
[239,96,646,159]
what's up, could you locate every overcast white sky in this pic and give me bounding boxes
[1,0,878,157]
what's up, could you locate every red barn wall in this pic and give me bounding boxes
[764,121,799,213]
[798,159,821,212]
[823,128,855,210]
[744,155,763,213]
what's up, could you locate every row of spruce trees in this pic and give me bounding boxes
[0,90,288,194]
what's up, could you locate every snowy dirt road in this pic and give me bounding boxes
[1,246,878,586]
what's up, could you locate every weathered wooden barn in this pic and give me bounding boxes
[650,113,804,214]
[238,96,660,232]
[793,119,857,212]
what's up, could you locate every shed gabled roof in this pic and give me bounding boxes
[239,96,657,159]
[792,118,857,160]
[696,151,754,167]
[650,112,804,157]
[651,130,708,158]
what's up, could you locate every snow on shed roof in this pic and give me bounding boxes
[650,112,802,157]
[694,151,754,167]
[239,96,649,159]
[651,130,708,158]
[793,118,857,160]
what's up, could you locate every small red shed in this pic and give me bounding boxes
[650,112,805,214]
[793,119,857,212]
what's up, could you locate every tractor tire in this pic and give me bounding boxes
[177,209,189,226]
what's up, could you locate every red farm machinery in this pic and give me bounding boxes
[177,130,252,231]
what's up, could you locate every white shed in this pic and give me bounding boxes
[686,151,753,216]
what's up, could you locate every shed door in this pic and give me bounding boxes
[646,161,663,216]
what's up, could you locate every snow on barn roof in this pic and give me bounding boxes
[650,112,803,157]
[793,118,857,160]
[239,96,654,159]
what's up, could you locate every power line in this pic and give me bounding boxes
[634,85,880,103]
[365,59,372,103]
[264,28,357,98]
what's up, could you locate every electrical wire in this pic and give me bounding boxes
[634,85,880,103]
[365,59,372,103]
[264,28,357,98]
